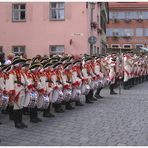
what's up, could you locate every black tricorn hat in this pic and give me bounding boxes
[84,57,92,62]
[30,62,42,70]
[67,56,74,62]
[61,56,69,62]
[2,64,11,72]
[43,62,53,69]
[63,62,72,69]
[73,60,81,65]
[51,60,59,65]
[22,63,30,68]
[40,58,48,63]
[11,57,26,65]
[53,62,62,69]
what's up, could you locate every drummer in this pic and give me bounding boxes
[40,61,55,118]
[27,62,45,123]
[8,57,28,129]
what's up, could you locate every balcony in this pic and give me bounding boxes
[123,33,131,39]
[136,18,143,23]
[124,19,131,23]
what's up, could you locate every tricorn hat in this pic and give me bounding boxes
[11,57,26,65]
[30,62,42,70]
[63,62,72,69]
[53,62,62,69]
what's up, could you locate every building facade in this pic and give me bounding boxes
[0,2,109,58]
[107,2,148,51]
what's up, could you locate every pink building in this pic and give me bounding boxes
[0,2,109,58]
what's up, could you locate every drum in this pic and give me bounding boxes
[37,94,50,109]
[72,88,81,101]
[97,80,102,89]
[102,78,109,87]
[63,89,72,102]
[52,89,64,103]
[81,84,90,95]
[1,94,9,109]
[90,80,98,90]
[24,91,38,108]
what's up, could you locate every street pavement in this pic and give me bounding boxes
[1,82,148,146]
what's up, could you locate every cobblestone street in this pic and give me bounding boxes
[1,82,148,146]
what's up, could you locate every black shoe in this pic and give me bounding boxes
[66,105,75,110]
[110,91,118,95]
[86,100,93,104]
[76,102,84,106]
[91,97,98,101]
[43,112,55,118]
[30,118,38,123]
[94,94,103,99]
[0,122,2,125]
[55,108,65,113]
[36,117,42,122]
[15,123,24,129]
[98,95,103,98]
[21,122,28,128]
[23,111,30,115]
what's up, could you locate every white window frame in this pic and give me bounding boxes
[49,45,65,55]
[50,2,65,20]
[111,44,120,48]
[123,44,132,49]
[12,46,26,55]
[135,44,144,49]
[12,3,26,22]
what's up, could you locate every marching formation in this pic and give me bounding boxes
[0,52,148,130]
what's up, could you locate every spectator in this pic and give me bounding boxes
[5,53,14,65]
[0,52,5,65]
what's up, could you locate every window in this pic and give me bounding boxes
[137,11,143,19]
[136,28,143,36]
[112,12,118,19]
[123,44,132,49]
[144,28,148,36]
[106,29,112,36]
[143,12,148,19]
[12,46,25,55]
[0,46,3,53]
[50,2,65,20]
[50,45,64,55]
[123,29,134,36]
[111,44,120,48]
[125,12,131,19]
[135,44,144,50]
[107,28,134,37]
[12,4,26,22]
[110,11,148,20]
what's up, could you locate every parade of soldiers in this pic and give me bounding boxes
[0,51,148,130]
